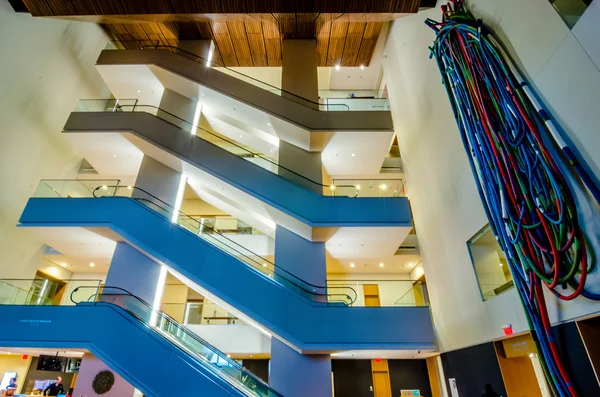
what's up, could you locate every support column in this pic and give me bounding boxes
[270,226,332,397]
[158,88,202,134]
[281,40,319,104]
[279,39,324,194]
[133,155,182,207]
[105,242,164,305]
[73,353,135,397]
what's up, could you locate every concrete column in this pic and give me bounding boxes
[270,339,332,397]
[270,226,331,397]
[105,242,163,305]
[278,141,324,194]
[158,88,201,134]
[73,353,135,397]
[281,40,319,104]
[279,40,324,193]
[133,155,182,207]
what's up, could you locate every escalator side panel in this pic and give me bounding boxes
[0,305,244,397]
[19,197,436,352]
[97,49,394,132]
[64,111,411,227]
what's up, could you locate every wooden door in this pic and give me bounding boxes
[363,284,381,307]
[373,372,392,397]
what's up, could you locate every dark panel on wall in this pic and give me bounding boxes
[332,359,373,397]
[22,357,75,394]
[388,359,432,397]
[242,359,269,383]
[552,321,600,396]
[441,342,506,397]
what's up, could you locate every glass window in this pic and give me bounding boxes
[549,0,592,29]
[467,225,514,301]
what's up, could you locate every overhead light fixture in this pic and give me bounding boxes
[227,354,231,358]
[102,185,107,190]
[127,186,132,190]
[137,90,141,93]
[379,184,387,190]
[262,263,268,267]
[113,154,117,158]
[61,263,67,267]
[499,263,503,267]
[330,185,335,190]
[356,185,361,190]
[350,263,355,268]
[267,122,271,126]
[408,262,414,267]
[335,64,341,71]
[89,263,95,267]
[351,153,355,157]
[379,263,384,268]
[360,65,365,70]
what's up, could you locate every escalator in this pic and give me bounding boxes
[19,185,436,352]
[96,43,393,137]
[0,282,281,397]
[64,100,411,229]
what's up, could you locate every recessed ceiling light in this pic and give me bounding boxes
[137,90,141,93]
[113,154,117,158]
[379,184,387,190]
[360,65,365,70]
[351,153,355,157]
[356,185,361,190]
[127,186,132,190]
[201,93,205,97]
[61,263,67,267]
[379,263,384,268]
[350,263,355,268]
[335,64,341,71]
[227,354,231,358]
[267,122,271,126]
[89,263,95,267]
[102,185,107,190]
[408,263,414,267]
[499,263,503,267]
[240,135,243,138]
[330,185,335,190]
[262,263,267,267]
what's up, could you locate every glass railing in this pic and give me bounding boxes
[105,41,392,112]
[71,286,279,397]
[73,98,378,198]
[326,279,428,307]
[332,179,405,198]
[189,216,264,236]
[34,179,121,198]
[0,280,52,305]
[184,300,243,325]
[318,90,389,111]
[32,180,357,306]
[0,279,103,306]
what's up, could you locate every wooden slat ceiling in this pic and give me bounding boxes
[21,0,429,66]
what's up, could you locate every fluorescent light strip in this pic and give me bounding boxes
[171,174,188,223]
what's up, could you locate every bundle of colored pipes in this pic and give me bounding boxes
[426,1,599,396]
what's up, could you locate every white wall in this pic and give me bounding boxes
[0,0,110,278]
[382,0,600,353]
[185,324,271,355]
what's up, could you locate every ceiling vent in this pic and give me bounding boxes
[79,159,98,174]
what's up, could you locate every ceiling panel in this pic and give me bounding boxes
[22,0,430,66]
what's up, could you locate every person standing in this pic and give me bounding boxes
[43,377,65,396]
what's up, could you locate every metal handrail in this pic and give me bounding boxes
[107,41,351,111]
[92,184,357,306]
[70,286,281,397]
[78,100,360,197]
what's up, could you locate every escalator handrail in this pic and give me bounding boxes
[70,286,283,397]
[83,101,359,198]
[107,40,351,111]
[91,185,357,306]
